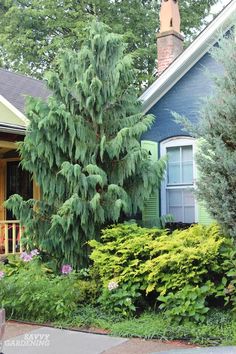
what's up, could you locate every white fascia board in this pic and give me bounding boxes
[0,95,29,126]
[0,123,26,135]
[140,0,236,113]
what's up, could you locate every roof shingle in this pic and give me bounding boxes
[0,68,50,114]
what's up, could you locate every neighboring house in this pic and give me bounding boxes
[0,70,49,254]
[140,0,236,226]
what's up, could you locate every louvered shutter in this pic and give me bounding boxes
[196,139,214,225]
[141,140,160,227]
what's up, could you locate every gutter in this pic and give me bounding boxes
[0,123,26,135]
[140,0,236,113]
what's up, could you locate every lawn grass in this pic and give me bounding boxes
[110,310,235,346]
[54,306,236,346]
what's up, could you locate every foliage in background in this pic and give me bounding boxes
[6,21,165,268]
[0,0,218,86]
[90,223,236,322]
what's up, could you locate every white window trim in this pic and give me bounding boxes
[160,136,198,223]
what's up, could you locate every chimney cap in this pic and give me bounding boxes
[160,0,181,34]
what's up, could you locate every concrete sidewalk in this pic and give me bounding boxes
[156,348,236,354]
[1,321,235,354]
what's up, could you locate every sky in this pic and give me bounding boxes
[204,0,232,26]
[211,0,231,14]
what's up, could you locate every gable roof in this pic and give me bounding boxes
[140,0,236,113]
[0,68,50,134]
[0,68,49,114]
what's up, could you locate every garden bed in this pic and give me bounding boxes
[0,224,235,347]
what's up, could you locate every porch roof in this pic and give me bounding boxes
[0,68,50,133]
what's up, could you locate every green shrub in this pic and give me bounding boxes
[0,257,100,322]
[99,282,141,317]
[221,248,236,312]
[90,223,235,321]
[158,283,212,323]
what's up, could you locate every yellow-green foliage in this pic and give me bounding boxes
[90,224,167,287]
[90,223,230,297]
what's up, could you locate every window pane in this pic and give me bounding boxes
[182,162,193,184]
[183,190,195,206]
[168,189,182,206]
[169,207,183,222]
[167,147,180,163]
[167,189,195,223]
[182,146,193,162]
[184,206,195,223]
[168,163,180,184]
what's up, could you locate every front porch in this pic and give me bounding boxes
[0,138,21,255]
[0,95,34,256]
[0,220,23,256]
[0,135,39,256]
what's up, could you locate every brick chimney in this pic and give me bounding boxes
[157,0,184,75]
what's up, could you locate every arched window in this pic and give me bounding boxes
[160,137,197,223]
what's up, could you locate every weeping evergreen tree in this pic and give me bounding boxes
[7,21,165,267]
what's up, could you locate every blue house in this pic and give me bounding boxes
[0,0,235,252]
[140,0,236,226]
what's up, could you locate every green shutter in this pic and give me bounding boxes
[141,140,160,227]
[198,202,214,225]
[196,139,214,225]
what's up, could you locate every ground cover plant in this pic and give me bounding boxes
[53,306,235,346]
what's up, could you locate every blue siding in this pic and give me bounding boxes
[142,52,222,143]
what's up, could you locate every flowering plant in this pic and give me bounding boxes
[20,249,40,262]
[99,282,141,317]
[61,264,73,275]
[108,280,119,291]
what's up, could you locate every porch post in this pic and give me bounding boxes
[0,160,6,221]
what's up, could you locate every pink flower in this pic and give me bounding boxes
[20,252,28,260]
[22,254,33,262]
[20,249,39,262]
[61,264,73,275]
[30,249,39,257]
[20,251,33,262]
[0,271,4,279]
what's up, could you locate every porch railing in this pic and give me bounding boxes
[0,221,23,255]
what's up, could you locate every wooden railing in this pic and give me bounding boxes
[0,221,23,255]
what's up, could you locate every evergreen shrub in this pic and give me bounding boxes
[90,223,235,321]
[174,31,236,238]
[6,21,165,268]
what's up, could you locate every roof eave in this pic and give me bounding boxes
[0,123,26,135]
[140,0,236,113]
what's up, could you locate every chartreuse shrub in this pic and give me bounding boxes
[90,223,235,322]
